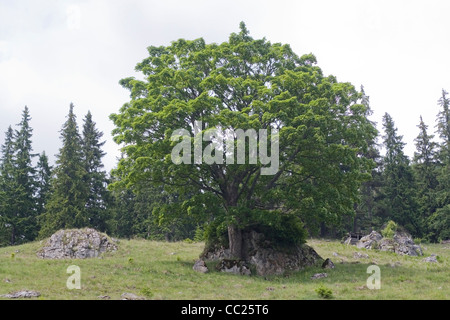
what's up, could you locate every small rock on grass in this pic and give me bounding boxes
[121,292,146,300]
[1,290,40,299]
[322,258,335,269]
[193,259,209,273]
[311,273,328,280]
[423,254,438,263]
[353,252,369,259]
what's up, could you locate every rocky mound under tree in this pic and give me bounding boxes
[198,229,324,276]
[37,228,118,259]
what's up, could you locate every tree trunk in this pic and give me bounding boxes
[228,224,243,259]
[10,225,16,246]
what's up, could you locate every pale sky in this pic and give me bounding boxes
[1,0,449,171]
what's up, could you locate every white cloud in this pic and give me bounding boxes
[66,5,82,31]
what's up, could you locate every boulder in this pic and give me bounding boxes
[1,290,40,299]
[311,273,328,280]
[201,230,323,276]
[37,228,118,259]
[356,231,383,250]
[121,293,146,300]
[355,230,423,256]
[423,254,438,263]
[321,258,335,269]
[193,259,209,273]
[353,252,369,259]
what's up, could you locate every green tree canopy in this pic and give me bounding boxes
[110,23,377,258]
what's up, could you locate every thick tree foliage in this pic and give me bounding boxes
[110,23,377,258]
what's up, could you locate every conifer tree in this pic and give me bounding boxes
[0,126,19,245]
[428,89,450,241]
[436,89,450,163]
[13,106,38,242]
[39,104,89,238]
[381,113,420,235]
[435,90,450,205]
[413,116,439,236]
[35,152,53,216]
[81,111,109,231]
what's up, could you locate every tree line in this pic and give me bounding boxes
[0,94,448,247]
[346,89,450,242]
[0,104,198,246]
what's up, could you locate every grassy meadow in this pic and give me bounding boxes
[0,238,448,300]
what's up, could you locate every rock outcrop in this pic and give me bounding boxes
[356,231,383,249]
[201,230,323,276]
[356,230,423,256]
[37,228,118,259]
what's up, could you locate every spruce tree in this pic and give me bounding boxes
[435,89,450,206]
[35,152,53,216]
[0,126,19,245]
[413,116,439,237]
[0,107,39,245]
[81,111,108,231]
[381,113,420,235]
[429,89,450,241]
[436,89,450,163]
[13,106,38,242]
[39,104,89,238]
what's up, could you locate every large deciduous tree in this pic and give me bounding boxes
[110,23,377,259]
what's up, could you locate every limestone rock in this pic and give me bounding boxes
[1,290,40,299]
[121,293,145,300]
[322,258,335,269]
[37,228,118,259]
[193,259,209,273]
[311,273,328,280]
[353,252,369,259]
[423,254,438,263]
[215,259,251,276]
[355,230,423,256]
[356,231,383,250]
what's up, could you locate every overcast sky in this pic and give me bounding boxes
[1,0,449,171]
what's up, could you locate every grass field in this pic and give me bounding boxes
[0,238,448,300]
